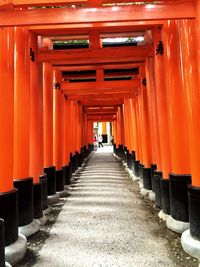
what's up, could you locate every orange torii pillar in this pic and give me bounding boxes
[63,99,72,186]
[53,70,66,198]
[0,27,27,264]
[123,99,135,172]
[137,66,153,191]
[130,97,143,177]
[179,10,200,254]
[152,28,172,214]
[162,20,191,233]
[13,27,40,239]
[145,58,162,199]
[43,40,59,205]
[29,32,46,224]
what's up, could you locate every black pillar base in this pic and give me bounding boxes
[134,160,140,177]
[154,171,162,208]
[33,182,43,219]
[139,163,144,178]
[14,178,33,227]
[44,166,56,196]
[56,169,65,192]
[160,178,170,215]
[0,189,18,246]
[169,173,191,222]
[150,164,157,192]
[40,174,48,211]
[63,165,71,185]
[0,219,5,267]
[188,185,200,239]
[130,152,135,172]
[143,168,152,190]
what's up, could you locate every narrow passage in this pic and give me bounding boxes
[34,147,175,267]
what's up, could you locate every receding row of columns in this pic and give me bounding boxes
[0,28,93,266]
[113,12,200,260]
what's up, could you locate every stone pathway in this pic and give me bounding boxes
[33,147,175,267]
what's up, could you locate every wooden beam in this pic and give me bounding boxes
[37,46,152,64]
[62,79,140,91]
[80,99,123,106]
[54,62,144,72]
[66,92,135,100]
[0,2,195,27]
[29,21,163,36]
[65,88,135,95]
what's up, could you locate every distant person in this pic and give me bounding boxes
[98,135,103,148]
[110,135,114,145]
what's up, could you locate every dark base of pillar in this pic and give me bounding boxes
[160,178,170,215]
[169,173,191,222]
[139,163,144,178]
[33,182,43,219]
[56,169,65,192]
[0,189,18,246]
[130,152,135,172]
[134,160,140,177]
[40,174,48,210]
[151,164,157,192]
[143,168,152,190]
[44,166,56,196]
[188,185,200,239]
[14,178,33,227]
[63,165,71,185]
[154,171,162,208]
[0,219,5,266]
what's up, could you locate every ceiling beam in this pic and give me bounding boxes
[54,63,143,72]
[37,46,153,64]
[66,92,135,100]
[0,2,195,27]
[62,79,140,91]
[80,99,123,106]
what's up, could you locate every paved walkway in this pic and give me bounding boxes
[34,147,175,267]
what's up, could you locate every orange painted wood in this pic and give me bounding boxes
[0,2,195,27]
[53,70,64,170]
[145,57,161,170]
[81,100,123,107]
[29,32,44,183]
[43,63,54,167]
[152,28,171,178]
[0,27,14,192]
[62,79,140,92]
[13,27,31,179]
[179,18,200,186]
[102,122,107,134]
[67,93,135,100]
[63,100,71,165]
[162,20,190,174]
[37,46,153,64]
[135,96,143,163]
[55,63,143,72]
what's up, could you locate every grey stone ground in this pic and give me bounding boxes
[33,147,175,267]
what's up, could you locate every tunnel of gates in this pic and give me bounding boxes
[0,0,200,265]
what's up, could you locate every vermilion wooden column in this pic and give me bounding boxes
[163,20,191,231]
[13,27,37,236]
[63,99,71,185]
[29,32,44,221]
[179,16,200,243]
[138,66,153,190]
[152,28,172,212]
[53,70,65,196]
[42,39,58,204]
[0,27,19,247]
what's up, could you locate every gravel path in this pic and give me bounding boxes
[33,148,175,267]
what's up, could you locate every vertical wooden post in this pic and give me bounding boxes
[163,20,191,231]
[53,70,65,196]
[0,27,19,247]
[29,32,44,220]
[13,27,38,236]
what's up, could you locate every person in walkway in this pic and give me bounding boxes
[98,135,103,147]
